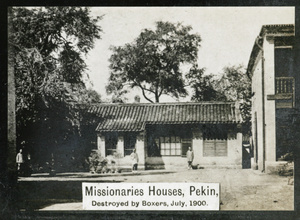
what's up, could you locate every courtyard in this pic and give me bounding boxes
[17,168,293,211]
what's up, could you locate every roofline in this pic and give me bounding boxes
[89,101,237,106]
[259,24,295,37]
[96,121,241,132]
[143,121,240,125]
[246,24,294,78]
[93,101,242,132]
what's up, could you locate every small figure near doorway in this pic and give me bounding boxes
[16,149,24,172]
[186,147,194,170]
[130,149,139,172]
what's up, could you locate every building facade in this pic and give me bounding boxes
[247,24,297,173]
[89,102,243,170]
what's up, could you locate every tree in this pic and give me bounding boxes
[107,21,201,103]
[10,7,102,117]
[9,7,103,171]
[186,65,226,102]
[213,65,252,129]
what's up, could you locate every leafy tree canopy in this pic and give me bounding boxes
[9,7,103,167]
[213,65,251,101]
[107,21,201,103]
[213,65,252,128]
[188,64,252,129]
[186,64,226,102]
[9,7,102,126]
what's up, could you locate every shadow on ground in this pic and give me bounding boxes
[17,179,122,210]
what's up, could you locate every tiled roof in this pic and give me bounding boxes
[88,102,241,132]
[260,24,295,36]
[246,24,294,77]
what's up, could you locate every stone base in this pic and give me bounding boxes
[145,163,243,170]
[265,161,288,174]
[145,164,166,170]
[118,165,146,172]
[251,158,258,170]
[200,164,242,169]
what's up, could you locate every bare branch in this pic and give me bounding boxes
[137,84,154,103]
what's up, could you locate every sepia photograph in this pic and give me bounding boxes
[4,5,299,217]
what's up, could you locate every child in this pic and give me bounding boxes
[130,149,139,171]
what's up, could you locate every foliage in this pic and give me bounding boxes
[88,150,120,173]
[10,7,102,117]
[9,7,103,169]
[107,21,201,103]
[186,65,226,101]
[213,65,251,101]
[278,152,293,162]
[278,162,293,176]
[88,150,108,173]
[212,65,252,129]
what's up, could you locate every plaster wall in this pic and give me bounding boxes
[192,128,202,165]
[97,134,105,157]
[251,37,277,171]
[117,135,124,156]
[251,57,265,171]
[264,37,276,162]
[195,130,242,168]
[136,133,145,167]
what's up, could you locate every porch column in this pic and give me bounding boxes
[236,131,243,167]
[117,135,124,156]
[264,36,276,162]
[97,134,106,157]
[192,127,203,165]
[136,132,145,169]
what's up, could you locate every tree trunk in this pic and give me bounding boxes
[3,8,18,212]
[155,91,160,103]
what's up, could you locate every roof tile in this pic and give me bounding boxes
[92,102,241,132]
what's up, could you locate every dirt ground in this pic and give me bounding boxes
[18,169,293,211]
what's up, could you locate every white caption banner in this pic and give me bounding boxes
[82,182,219,210]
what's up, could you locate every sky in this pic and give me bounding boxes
[84,7,294,103]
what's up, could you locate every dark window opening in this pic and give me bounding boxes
[275,47,294,78]
[181,138,192,157]
[105,132,118,156]
[124,133,137,156]
[147,135,160,157]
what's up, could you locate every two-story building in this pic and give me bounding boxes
[247,24,297,173]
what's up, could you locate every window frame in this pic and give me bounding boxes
[152,135,192,157]
[159,136,182,156]
[124,133,137,156]
[203,139,228,157]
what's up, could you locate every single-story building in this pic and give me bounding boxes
[88,102,243,170]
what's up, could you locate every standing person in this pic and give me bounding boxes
[24,153,32,177]
[130,149,139,172]
[186,147,194,170]
[16,149,24,172]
